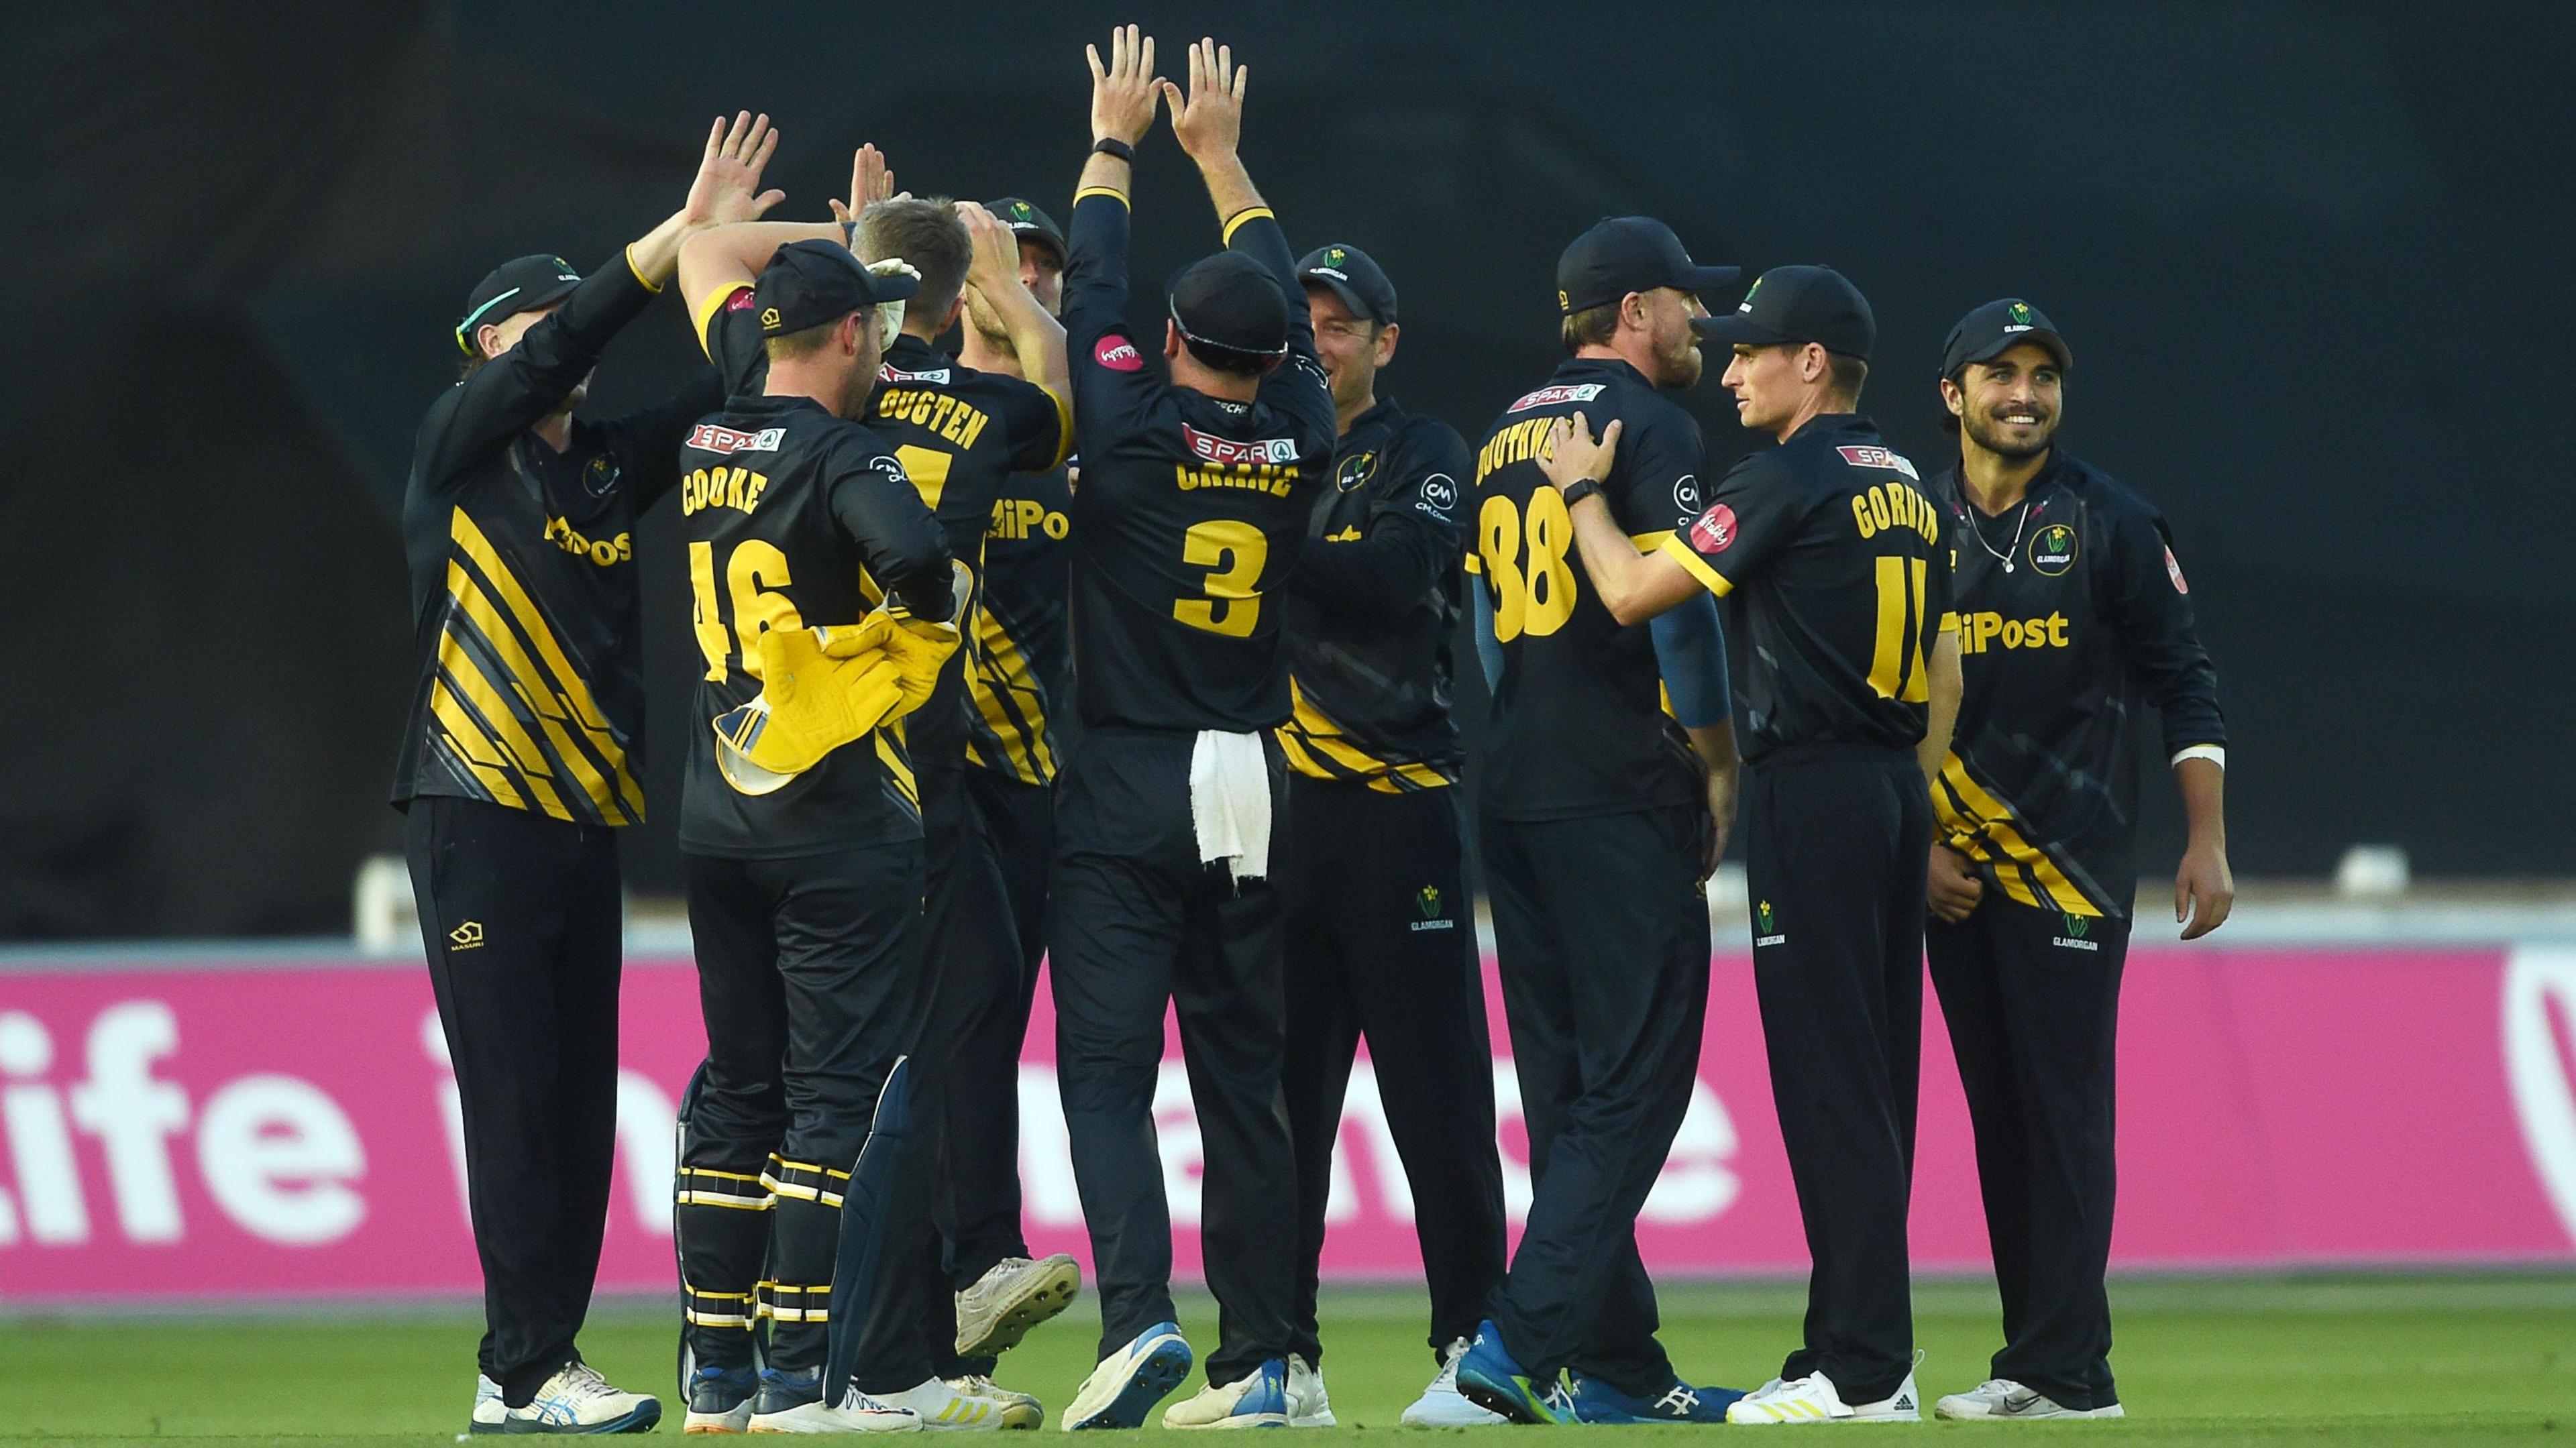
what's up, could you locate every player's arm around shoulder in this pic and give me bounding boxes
[1538,408,1706,625]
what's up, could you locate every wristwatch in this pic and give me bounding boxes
[1561,478,1602,507]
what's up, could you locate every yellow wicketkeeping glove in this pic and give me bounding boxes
[871,559,971,724]
[712,618,906,795]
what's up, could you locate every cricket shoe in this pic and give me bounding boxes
[470,1374,506,1435]
[1451,1321,1575,1425]
[955,1255,1082,1358]
[1286,1355,1336,1427]
[1935,1379,2124,1421]
[945,1376,1042,1430]
[1060,1321,1193,1431]
[1399,1339,1505,1427]
[684,1364,758,1433]
[879,1377,1020,1431]
[1564,1368,1747,1424]
[1163,1359,1289,1430]
[1726,1370,1921,1424]
[745,1368,921,1433]
[502,1361,662,1433]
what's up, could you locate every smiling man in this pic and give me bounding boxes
[1921,298,2231,1423]
[1273,241,1507,1428]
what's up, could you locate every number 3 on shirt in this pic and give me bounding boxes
[1479,489,1578,641]
[1173,519,1268,637]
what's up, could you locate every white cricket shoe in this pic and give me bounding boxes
[1727,1368,1921,1424]
[1400,1339,1505,1427]
[1163,1359,1291,1430]
[747,1374,922,1434]
[1061,1322,1195,1431]
[1286,1354,1336,1427]
[955,1255,1082,1358]
[1728,1374,1853,1424]
[468,1373,506,1435]
[948,1376,1042,1430]
[502,1361,663,1434]
[1935,1379,2125,1421]
[877,1377,1017,1431]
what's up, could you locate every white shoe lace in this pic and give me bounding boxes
[837,1384,904,1413]
[1430,1339,1468,1393]
[551,1363,622,1405]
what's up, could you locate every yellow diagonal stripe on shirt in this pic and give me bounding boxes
[1937,753,2101,917]
[445,561,627,823]
[449,508,646,820]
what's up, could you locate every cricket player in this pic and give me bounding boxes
[1273,242,1508,1428]
[667,225,1011,1433]
[1923,298,2231,1422]
[848,186,1082,1410]
[1045,29,1333,1431]
[1541,264,1962,1424]
[953,195,1073,1112]
[395,113,778,1437]
[1452,217,1743,1427]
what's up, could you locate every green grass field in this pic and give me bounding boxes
[5,1278,2571,1445]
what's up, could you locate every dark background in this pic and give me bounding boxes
[3,1,2567,938]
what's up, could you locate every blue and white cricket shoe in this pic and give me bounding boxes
[682,1363,757,1433]
[500,1361,661,1434]
[1059,1322,1194,1431]
[1452,1321,1575,1425]
[1163,1357,1289,1430]
[470,1373,506,1435]
[1566,1368,1747,1423]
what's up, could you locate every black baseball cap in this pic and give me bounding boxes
[753,240,919,337]
[989,197,1067,268]
[1556,217,1739,317]
[1941,298,2072,376]
[455,254,582,355]
[1297,243,1397,325]
[1693,264,1876,361]
[1169,252,1291,359]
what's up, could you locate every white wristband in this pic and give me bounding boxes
[2171,744,2226,769]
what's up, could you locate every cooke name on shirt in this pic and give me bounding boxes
[676,423,785,517]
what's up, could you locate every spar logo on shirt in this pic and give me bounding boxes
[1182,425,1298,468]
[687,423,786,454]
[1835,444,1921,480]
[1507,382,1605,412]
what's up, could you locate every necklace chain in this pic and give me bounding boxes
[1969,497,2031,573]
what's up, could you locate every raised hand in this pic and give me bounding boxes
[1087,25,1161,146]
[682,111,786,230]
[1159,37,1246,163]
[955,201,1024,298]
[1540,412,1623,490]
[828,144,906,227]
